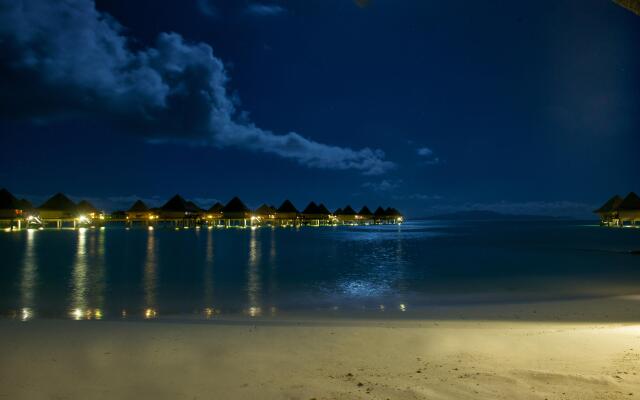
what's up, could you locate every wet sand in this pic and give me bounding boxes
[1,297,640,399]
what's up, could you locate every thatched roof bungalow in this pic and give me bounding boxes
[206,202,224,220]
[594,195,623,224]
[76,200,103,219]
[254,204,277,220]
[17,199,33,212]
[38,193,78,219]
[302,201,330,223]
[617,192,640,223]
[0,188,22,219]
[159,194,196,219]
[357,206,373,221]
[221,196,251,222]
[126,200,154,220]
[276,200,299,222]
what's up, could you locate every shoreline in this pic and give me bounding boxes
[2,297,640,399]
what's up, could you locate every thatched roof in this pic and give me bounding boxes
[618,192,640,211]
[39,193,77,211]
[384,207,402,217]
[334,207,343,215]
[373,206,386,217]
[317,203,330,215]
[208,202,224,213]
[594,195,623,213]
[185,201,203,213]
[222,197,250,213]
[128,200,149,212]
[255,204,276,215]
[18,198,33,210]
[77,200,99,214]
[358,206,373,216]
[341,205,356,215]
[161,195,189,212]
[0,188,19,209]
[302,201,319,214]
[277,200,299,214]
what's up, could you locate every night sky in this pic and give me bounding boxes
[0,0,638,217]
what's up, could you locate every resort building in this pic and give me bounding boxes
[125,200,157,224]
[276,200,299,226]
[36,193,83,228]
[357,206,374,224]
[301,202,331,226]
[254,204,277,225]
[159,195,195,220]
[0,188,24,228]
[336,205,357,224]
[594,195,623,226]
[221,196,252,227]
[616,192,640,225]
[595,192,640,226]
[206,202,224,223]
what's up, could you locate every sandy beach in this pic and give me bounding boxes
[1,297,639,400]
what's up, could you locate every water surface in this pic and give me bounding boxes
[1,220,639,320]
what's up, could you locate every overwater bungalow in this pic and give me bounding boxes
[357,206,374,224]
[221,196,252,227]
[76,200,104,221]
[0,188,23,227]
[385,207,404,223]
[38,193,78,228]
[125,200,156,223]
[301,201,330,226]
[159,195,195,220]
[205,202,224,222]
[276,200,299,226]
[254,204,277,223]
[594,195,623,226]
[338,205,358,224]
[373,206,386,222]
[617,192,640,226]
[17,198,33,213]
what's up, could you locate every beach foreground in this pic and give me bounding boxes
[1,298,640,400]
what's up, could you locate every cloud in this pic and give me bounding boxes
[361,179,402,192]
[394,193,443,201]
[426,200,596,218]
[246,3,286,16]
[416,146,440,165]
[0,0,392,175]
[196,0,218,17]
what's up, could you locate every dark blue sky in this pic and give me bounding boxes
[0,0,638,217]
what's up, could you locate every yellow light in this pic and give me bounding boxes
[148,226,154,231]
[71,308,83,320]
[399,304,407,312]
[248,307,261,317]
[94,309,103,320]
[144,308,157,319]
[20,308,33,322]
[77,215,89,224]
[3,228,10,232]
[100,226,105,230]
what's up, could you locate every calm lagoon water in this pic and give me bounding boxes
[1,220,639,320]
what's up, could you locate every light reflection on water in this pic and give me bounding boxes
[246,228,262,317]
[19,229,37,321]
[143,229,157,319]
[2,220,640,320]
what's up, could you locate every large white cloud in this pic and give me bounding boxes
[0,0,393,175]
